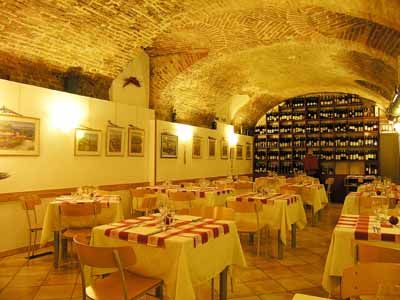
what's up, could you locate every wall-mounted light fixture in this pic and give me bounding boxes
[176,124,193,165]
[48,99,85,132]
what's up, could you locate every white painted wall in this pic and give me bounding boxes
[156,120,253,182]
[109,49,150,108]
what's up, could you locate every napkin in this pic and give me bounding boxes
[125,226,162,235]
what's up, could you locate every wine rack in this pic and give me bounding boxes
[254,93,380,176]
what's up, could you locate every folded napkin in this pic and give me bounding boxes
[125,226,162,236]
[175,215,203,222]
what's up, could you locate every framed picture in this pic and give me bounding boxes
[192,136,202,159]
[236,144,243,160]
[106,127,125,156]
[0,114,40,156]
[161,133,178,158]
[230,147,235,160]
[208,137,216,159]
[221,139,228,159]
[128,128,145,157]
[246,142,252,160]
[75,128,101,156]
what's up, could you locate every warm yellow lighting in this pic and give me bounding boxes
[49,100,85,132]
[226,126,238,146]
[394,122,400,133]
[76,130,85,139]
[176,124,193,142]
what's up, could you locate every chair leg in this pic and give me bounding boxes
[58,232,63,268]
[211,278,215,300]
[27,231,32,258]
[256,231,260,256]
[156,284,163,300]
[33,231,38,257]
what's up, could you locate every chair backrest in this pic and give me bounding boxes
[280,185,298,195]
[169,191,195,202]
[227,200,262,214]
[341,263,400,298]
[357,244,400,263]
[59,202,101,217]
[214,207,235,220]
[234,182,253,194]
[238,176,250,181]
[20,194,41,227]
[73,235,136,300]
[139,195,158,211]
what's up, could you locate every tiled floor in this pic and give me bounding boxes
[0,204,341,300]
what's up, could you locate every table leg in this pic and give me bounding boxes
[291,224,296,248]
[219,266,228,300]
[249,233,254,245]
[278,230,283,259]
[311,206,316,226]
[53,232,59,268]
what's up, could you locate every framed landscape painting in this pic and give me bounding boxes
[106,127,125,156]
[208,137,216,159]
[75,128,101,156]
[192,136,202,159]
[128,128,145,157]
[246,142,252,160]
[221,139,228,159]
[161,133,178,158]
[236,144,243,160]
[0,114,40,156]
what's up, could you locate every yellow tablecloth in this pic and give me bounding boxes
[287,184,328,214]
[227,193,307,245]
[40,197,124,246]
[90,220,246,300]
[255,176,286,191]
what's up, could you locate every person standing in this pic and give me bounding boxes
[303,149,319,179]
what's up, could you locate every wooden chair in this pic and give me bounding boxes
[130,189,155,216]
[20,195,43,258]
[238,175,250,181]
[58,202,101,266]
[213,207,235,220]
[227,200,267,256]
[169,191,195,209]
[324,177,334,202]
[233,182,254,194]
[357,244,400,263]
[135,195,158,216]
[73,235,163,300]
[341,263,400,299]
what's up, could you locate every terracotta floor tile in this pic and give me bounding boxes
[259,292,294,300]
[0,277,12,291]
[278,257,308,267]
[227,283,255,298]
[0,267,20,277]
[0,286,39,300]
[43,272,77,285]
[228,297,261,300]
[238,269,269,282]
[244,280,285,295]
[34,285,74,300]
[263,266,298,280]
[276,278,315,291]
[7,274,47,288]
[0,256,27,267]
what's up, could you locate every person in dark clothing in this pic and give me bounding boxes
[303,149,319,178]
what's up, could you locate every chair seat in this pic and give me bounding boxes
[30,224,43,231]
[237,221,267,233]
[62,228,92,239]
[87,270,162,300]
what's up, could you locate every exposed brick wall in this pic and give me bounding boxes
[0,51,112,100]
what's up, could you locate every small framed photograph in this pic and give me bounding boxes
[221,139,228,159]
[230,147,235,160]
[128,128,145,157]
[192,136,202,159]
[106,127,125,156]
[75,128,101,156]
[0,114,40,156]
[246,142,252,160]
[236,144,243,160]
[208,137,216,159]
[161,133,178,158]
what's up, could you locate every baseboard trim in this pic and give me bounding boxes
[0,242,53,258]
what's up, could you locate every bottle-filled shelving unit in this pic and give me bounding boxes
[254,93,380,178]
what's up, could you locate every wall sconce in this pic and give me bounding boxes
[394,121,400,133]
[49,99,85,132]
[176,124,193,164]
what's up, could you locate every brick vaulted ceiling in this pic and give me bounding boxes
[2,1,400,127]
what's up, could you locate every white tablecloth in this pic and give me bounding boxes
[287,184,328,214]
[90,220,246,300]
[227,193,307,245]
[40,196,124,246]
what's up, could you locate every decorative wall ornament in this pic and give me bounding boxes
[246,142,252,160]
[75,128,101,156]
[161,133,178,158]
[0,111,40,156]
[236,144,243,160]
[208,137,216,159]
[192,136,202,159]
[128,128,145,157]
[221,139,228,159]
[106,125,125,156]
[123,76,141,88]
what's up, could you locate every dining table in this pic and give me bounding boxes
[40,195,124,267]
[322,214,400,294]
[227,192,307,258]
[90,215,246,300]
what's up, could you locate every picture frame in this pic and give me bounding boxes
[128,128,145,157]
[208,137,216,159]
[106,126,125,156]
[230,147,235,160]
[75,128,101,156]
[0,114,40,156]
[192,136,202,159]
[161,133,178,158]
[221,139,228,159]
[245,142,252,160]
[236,144,243,160]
